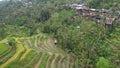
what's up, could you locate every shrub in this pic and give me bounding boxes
[96,57,110,68]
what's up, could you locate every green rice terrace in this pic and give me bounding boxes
[0,34,76,68]
[0,44,10,55]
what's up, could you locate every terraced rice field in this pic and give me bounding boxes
[0,44,10,55]
[0,34,76,68]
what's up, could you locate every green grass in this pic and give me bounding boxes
[54,55,61,68]
[4,46,26,68]
[21,50,37,67]
[0,44,10,55]
[48,54,55,68]
[25,52,42,68]
[0,47,12,58]
[0,45,16,65]
[24,40,32,48]
[39,53,49,68]
[5,50,36,68]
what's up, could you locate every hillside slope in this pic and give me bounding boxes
[0,34,76,68]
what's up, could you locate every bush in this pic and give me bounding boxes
[96,57,110,68]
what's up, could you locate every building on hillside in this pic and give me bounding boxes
[89,8,99,12]
[70,3,79,8]
[71,0,87,9]
[101,9,112,14]
[23,1,32,7]
[105,17,115,27]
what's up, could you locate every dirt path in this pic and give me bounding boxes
[47,39,56,49]
[42,45,49,51]
[0,38,24,68]
[34,38,38,48]
[43,41,52,52]
[27,39,32,47]
[62,61,66,68]
[66,57,71,68]
[45,39,58,53]
[70,63,73,68]
[57,56,64,68]
[34,53,44,68]
[51,54,58,68]
[36,35,40,45]
[45,55,51,68]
